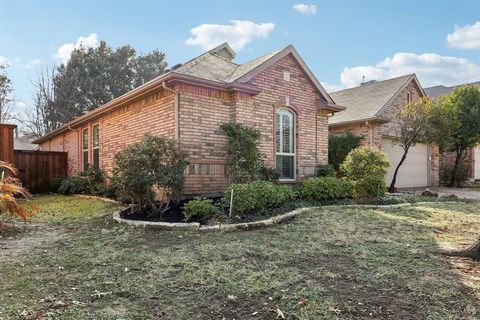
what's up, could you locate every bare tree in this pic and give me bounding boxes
[19,68,60,138]
[0,65,14,123]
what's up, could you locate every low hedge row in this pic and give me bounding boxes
[197,176,388,218]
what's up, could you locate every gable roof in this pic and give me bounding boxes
[329,74,424,126]
[35,43,342,144]
[425,81,480,99]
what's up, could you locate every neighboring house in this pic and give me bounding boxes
[425,81,480,181]
[34,43,344,196]
[14,136,38,151]
[329,74,439,188]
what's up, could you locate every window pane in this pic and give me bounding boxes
[83,151,89,170]
[276,113,280,152]
[282,114,293,153]
[82,129,88,150]
[93,149,100,169]
[276,155,294,179]
[93,125,99,147]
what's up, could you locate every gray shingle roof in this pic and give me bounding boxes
[14,137,38,151]
[174,43,283,84]
[329,74,414,125]
[425,81,480,99]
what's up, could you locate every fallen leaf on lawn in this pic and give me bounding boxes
[251,311,258,316]
[276,308,285,319]
[227,294,237,302]
[298,298,307,307]
[51,301,69,309]
[90,290,112,301]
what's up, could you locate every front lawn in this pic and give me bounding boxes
[0,195,479,319]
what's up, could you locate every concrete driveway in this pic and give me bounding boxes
[429,186,480,200]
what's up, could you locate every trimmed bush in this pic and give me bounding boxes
[57,166,106,195]
[258,166,280,183]
[353,176,387,199]
[223,180,296,216]
[58,176,92,195]
[329,132,362,170]
[299,177,354,201]
[182,197,220,222]
[111,134,189,214]
[315,164,335,177]
[340,146,389,181]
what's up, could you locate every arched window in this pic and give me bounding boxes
[276,108,295,180]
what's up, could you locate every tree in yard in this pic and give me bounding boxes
[328,132,362,171]
[21,40,168,137]
[0,65,15,123]
[438,86,480,187]
[388,97,441,192]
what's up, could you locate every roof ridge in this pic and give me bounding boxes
[226,48,283,82]
[331,74,414,94]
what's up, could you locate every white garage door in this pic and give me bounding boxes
[382,138,429,188]
[474,148,480,180]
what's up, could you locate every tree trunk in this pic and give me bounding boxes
[389,147,409,193]
[448,149,463,187]
[441,238,480,260]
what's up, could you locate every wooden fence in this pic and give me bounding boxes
[13,150,68,193]
[0,124,16,164]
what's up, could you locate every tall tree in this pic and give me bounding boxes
[439,86,480,187]
[388,97,454,192]
[0,65,14,123]
[52,41,167,121]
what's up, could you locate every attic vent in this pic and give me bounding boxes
[283,71,290,82]
[171,63,182,70]
[361,80,378,86]
[208,43,236,61]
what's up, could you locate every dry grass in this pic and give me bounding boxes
[0,195,479,319]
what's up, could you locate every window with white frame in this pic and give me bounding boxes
[92,124,100,169]
[276,108,295,180]
[82,128,89,170]
[407,91,412,103]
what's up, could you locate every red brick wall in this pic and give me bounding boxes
[40,89,175,175]
[39,54,330,196]
[329,122,383,148]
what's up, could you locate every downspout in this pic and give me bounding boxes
[365,121,373,145]
[162,82,180,141]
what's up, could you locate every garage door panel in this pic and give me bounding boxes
[382,138,428,188]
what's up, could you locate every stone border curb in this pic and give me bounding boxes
[112,201,463,232]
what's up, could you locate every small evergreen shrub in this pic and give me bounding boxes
[57,166,106,195]
[223,180,296,216]
[258,166,280,183]
[341,145,389,181]
[58,176,92,195]
[329,132,362,170]
[182,197,220,222]
[315,164,335,177]
[299,177,354,201]
[353,176,387,199]
[440,162,469,187]
[111,134,189,214]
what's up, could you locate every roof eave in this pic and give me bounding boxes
[34,73,261,144]
[328,116,390,127]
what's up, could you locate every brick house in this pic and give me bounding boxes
[425,81,480,182]
[34,43,344,196]
[328,74,439,188]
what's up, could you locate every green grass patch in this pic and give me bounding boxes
[0,195,479,319]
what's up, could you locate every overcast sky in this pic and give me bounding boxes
[1,0,480,115]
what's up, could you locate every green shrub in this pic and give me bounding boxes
[353,176,387,199]
[218,122,264,183]
[223,180,296,216]
[315,164,335,177]
[440,161,469,187]
[340,145,389,180]
[182,198,220,222]
[329,132,362,170]
[299,177,354,201]
[57,166,107,196]
[111,134,189,214]
[258,166,280,183]
[58,176,92,195]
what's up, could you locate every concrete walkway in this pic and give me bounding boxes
[429,186,480,200]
